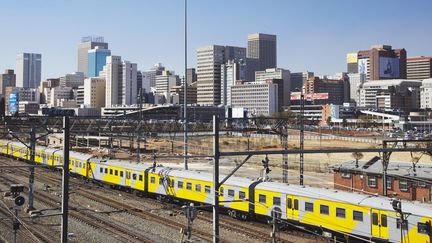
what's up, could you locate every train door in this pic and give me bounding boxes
[371,209,389,240]
[286,195,300,221]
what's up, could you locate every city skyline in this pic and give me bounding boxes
[0,0,431,80]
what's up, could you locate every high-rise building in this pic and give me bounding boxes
[84,77,106,108]
[246,33,277,80]
[196,45,246,105]
[60,72,85,88]
[420,79,432,109]
[145,63,165,90]
[356,45,407,80]
[0,69,16,96]
[407,56,432,80]
[170,82,197,105]
[16,53,42,88]
[347,73,366,105]
[102,56,137,107]
[43,86,73,107]
[346,53,358,73]
[155,70,180,102]
[305,77,348,105]
[186,68,197,85]
[88,47,111,78]
[290,71,314,92]
[221,59,246,106]
[77,36,108,76]
[255,68,291,106]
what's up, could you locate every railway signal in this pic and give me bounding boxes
[262,155,271,180]
[3,184,26,243]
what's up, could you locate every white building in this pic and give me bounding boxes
[84,77,106,108]
[16,53,42,88]
[60,72,85,88]
[221,59,246,106]
[155,70,180,102]
[103,56,138,107]
[230,81,278,117]
[44,86,73,107]
[420,78,432,109]
[347,73,366,105]
[76,86,85,106]
[255,68,291,106]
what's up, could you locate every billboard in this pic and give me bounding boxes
[358,58,368,75]
[8,93,17,114]
[379,57,400,78]
[290,93,329,101]
[346,53,358,64]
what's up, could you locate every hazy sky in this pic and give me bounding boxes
[1,0,431,79]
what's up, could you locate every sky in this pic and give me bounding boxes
[1,0,431,80]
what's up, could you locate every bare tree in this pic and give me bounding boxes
[351,152,364,168]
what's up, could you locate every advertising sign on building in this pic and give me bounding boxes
[8,93,17,114]
[346,53,358,64]
[358,58,368,75]
[290,93,329,101]
[330,104,340,119]
[379,57,400,78]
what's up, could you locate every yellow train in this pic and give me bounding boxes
[1,139,431,242]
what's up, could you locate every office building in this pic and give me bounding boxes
[102,56,137,107]
[246,33,277,80]
[60,72,84,88]
[84,77,106,108]
[407,56,432,80]
[305,77,348,105]
[359,79,421,112]
[145,63,165,89]
[88,47,111,78]
[196,45,246,105]
[155,70,180,102]
[44,86,73,107]
[231,80,278,117]
[77,36,108,76]
[76,86,85,106]
[356,45,407,80]
[221,59,246,106]
[0,70,16,96]
[255,68,291,106]
[347,73,366,105]
[16,53,42,88]
[290,71,314,92]
[170,82,197,105]
[186,68,197,85]
[420,78,432,109]
[5,87,40,114]
[346,53,358,73]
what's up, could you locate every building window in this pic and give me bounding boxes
[399,180,409,192]
[273,197,281,206]
[228,189,235,197]
[320,205,329,215]
[368,176,377,188]
[177,181,183,188]
[205,185,211,193]
[305,202,314,212]
[386,177,393,190]
[195,184,201,192]
[341,172,351,179]
[353,211,363,222]
[418,222,430,234]
[336,207,346,218]
[239,191,246,199]
[186,182,192,190]
[259,194,266,204]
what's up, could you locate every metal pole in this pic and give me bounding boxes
[28,123,36,211]
[272,213,277,243]
[300,90,305,185]
[61,116,70,243]
[382,141,388,197]
[213,115,220,243]
[13,208,18,243]
[183,0,188,170]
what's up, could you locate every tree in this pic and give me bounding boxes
[351,152,364,168]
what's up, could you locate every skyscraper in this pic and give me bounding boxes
[255,68,291,106]
[102,56,137,107]
[196,45,246,105]
[246,33,277,80]
[221,59,246,106]
[88,47,111,78]
[290,71,314,91]
[77,36,108,76]
[0,69,16,96]
[16,53,42,88]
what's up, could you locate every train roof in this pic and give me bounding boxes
[96,159,152,171]
[256,182,432,217]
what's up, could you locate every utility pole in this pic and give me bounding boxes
[61,116,70,243]
[27,122,36,211]
[183,0,188,170]
[299,90,305,186]
[271,212,279,243]
[213,115,220,243]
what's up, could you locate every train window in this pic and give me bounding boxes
[258,194,266,204]
[305,202,314,212]
[79,162,82,168]
[150,177,155,184]
[72,161,75,166]
[100,168,103,173]
[381,214,387,227]
[367,176,377,188]
[114,170,118,176]
[195,184,201,192]
[105,168,108,174]
[169,179,174,187]
[228,189,235,197]
[219,187,224,197]
[353,211,363,222]
[372,213,378,225]
[159,178,164,184]
[418,222,430,234]
[109,169,113,175]
[120,171,124,177]
[139,175,143,181]
[399,180,409,192]
[320,205,329,215]
[239,191,246,199]
[273,197,281,206]
[205,185,211,193]
[133,174,137,180]
[287,198,292,209]
[126,172,131,179]
[178,181,184,188]
[396,219,408,230]
[336,208,345,218]
[294,199,299,210]
[186,182,192,190]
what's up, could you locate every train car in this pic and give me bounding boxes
[254,181,432,242]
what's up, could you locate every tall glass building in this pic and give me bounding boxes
[88,47,111,78]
